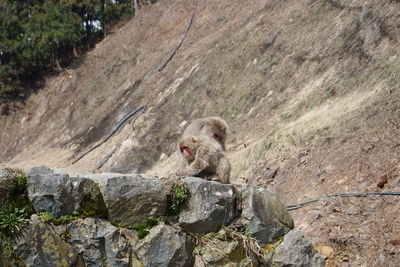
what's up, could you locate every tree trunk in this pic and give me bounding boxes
[132,0,138,12]
[73,46,79,57]
[100,0,106,38]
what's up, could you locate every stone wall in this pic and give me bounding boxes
[0,167,324,266]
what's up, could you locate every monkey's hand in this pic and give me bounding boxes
[191,155,209,169]
[186,157,209,177]
[183,168,201,177]
[176,145,211,177]
[175,166,200,177]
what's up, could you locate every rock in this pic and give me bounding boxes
[0,239,9,267]
[179,177,236,233]
[248,167,278,186]
[92,174,167,225]
[197,238,254,266]
[378,253,386,265]
[6,167,323,267]
[27,167,75,216]
[309,210,322,222]
[27,166,54,177]
[15,215,78,266]
[134,223,193,266]
[238,184,294,246]
[27,167,105,217]
[394,178,400,188]
[315,245,334,258]
[0,169,9,178]
[0,169,13,209]
[270,229,325,267]
[67,217,135,267]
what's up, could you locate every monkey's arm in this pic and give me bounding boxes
[186,156,209,176]
[175,159,206,177]
[176,164,204,177]
[177,150,210,177]
[215,156,231,183]
[174,158,189,175]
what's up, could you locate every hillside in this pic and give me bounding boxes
[0,0,399,265]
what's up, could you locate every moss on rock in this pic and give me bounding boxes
[79,185,108,218]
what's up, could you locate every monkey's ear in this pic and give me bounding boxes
[191,137,198,143]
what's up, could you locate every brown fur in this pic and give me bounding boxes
[175,117,229,173]
[182,117,228,150]
[176,135,231,183]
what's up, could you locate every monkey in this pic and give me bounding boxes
[176,135,231,183]
[175,117,229,174]
[182,117,228,150]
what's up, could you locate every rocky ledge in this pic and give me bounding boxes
[0,167,324,266]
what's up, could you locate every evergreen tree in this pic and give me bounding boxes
[0,0,133,100]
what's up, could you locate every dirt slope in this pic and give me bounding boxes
[1,0,399,265]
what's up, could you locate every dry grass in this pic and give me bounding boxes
[192,226,267,266]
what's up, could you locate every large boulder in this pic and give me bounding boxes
[15,214,78,266]
[134,223,193,266]
[179,177,236,233]
[27,167,104,217]
[237,184,294,246]
[270,229,325,267]
[91,173,167,226]
[67,217,136,267]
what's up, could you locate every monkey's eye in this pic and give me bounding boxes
[213,133,221,140]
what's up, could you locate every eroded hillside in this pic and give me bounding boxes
[1,0,399,265]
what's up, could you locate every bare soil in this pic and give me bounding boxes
[1,0,399,265]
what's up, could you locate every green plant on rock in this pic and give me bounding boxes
[0,235,18,266]
[132,217,160,239]
[38,212,78,225]
[0,205,29,236]
[243,229,253,238]
[168,182,188,214]
[111,217,160,239]
[1,236,12,258]
[193,247,201,255]
[0,169,33,265]
[79,186,108,218]
[52,214,78,226]
[10,169,27,194]
[38,212,56,223]
[6,169,35,215]
[60,230,71,240]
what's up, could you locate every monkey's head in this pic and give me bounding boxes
[179,135,199,162]
[206,117,228,144]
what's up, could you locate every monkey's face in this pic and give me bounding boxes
[181,146,193,161]
[179,136,198,162]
